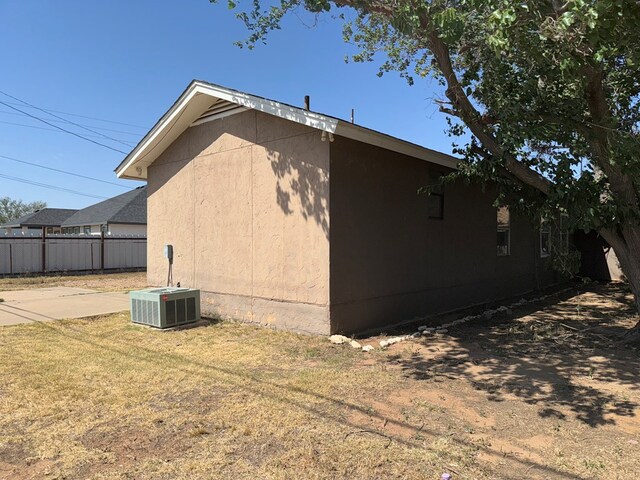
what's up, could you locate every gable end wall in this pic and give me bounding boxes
[146,110,331,334]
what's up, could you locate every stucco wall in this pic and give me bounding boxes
[147,110,330,334]
[329,136,556,334]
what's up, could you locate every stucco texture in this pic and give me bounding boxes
[329,136,556,334]
[147,110,330,334]
[147,109,557,336]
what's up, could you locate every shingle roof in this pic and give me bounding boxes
[62,186,147,226]
[1,208,78,228]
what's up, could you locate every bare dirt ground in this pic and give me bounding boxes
[0,271,147,293]
[0,281,638,479]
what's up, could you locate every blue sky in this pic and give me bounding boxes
[0,0,451,209]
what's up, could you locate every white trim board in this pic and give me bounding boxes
[115,80,459,180]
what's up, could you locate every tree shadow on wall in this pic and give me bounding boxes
[264,139,329,240]
[165,101,331,241]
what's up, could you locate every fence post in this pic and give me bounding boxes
[100,231,105,272]
[9,243,12,275]
[41,227,46,273]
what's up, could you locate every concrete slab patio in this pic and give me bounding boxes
[0,287,130,326]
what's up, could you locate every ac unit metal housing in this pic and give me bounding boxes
[130,287,200,328]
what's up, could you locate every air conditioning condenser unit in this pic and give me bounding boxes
[130,287,200,328]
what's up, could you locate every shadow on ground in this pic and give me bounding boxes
[386,283,640,428]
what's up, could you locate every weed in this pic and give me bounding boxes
[583,458,606,472]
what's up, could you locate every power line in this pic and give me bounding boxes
[0,90,134,148]
[0,173,109,200]
[0,154,130,188]
[0,100,128,155]
[0,108,143,136]
[0,119,135,145]
[0,99,148,129]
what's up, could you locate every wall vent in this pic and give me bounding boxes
[130,288,200,328]
[191,99,247,126]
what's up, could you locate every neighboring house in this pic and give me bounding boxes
[61,186,147,235]
[1,208,78,234]
[115,80,560,335]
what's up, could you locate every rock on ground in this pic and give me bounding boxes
[329,335,350,345]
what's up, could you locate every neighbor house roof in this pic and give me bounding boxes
[1,208,78,228]
[62,186,147,227]
[115,80,460,180]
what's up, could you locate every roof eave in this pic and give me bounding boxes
[115,80,460,180]
[115,80,207,180]
[115,80,340,180]
[334,121,459,171]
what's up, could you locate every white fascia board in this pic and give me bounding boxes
[116,86,208,179]
[334,121,460,170]
[196,82,339,133]
[116,81,340,180]
[116,80,459,180]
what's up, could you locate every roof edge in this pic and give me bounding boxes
[115,80,460,179]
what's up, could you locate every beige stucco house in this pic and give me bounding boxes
[116,80,557,335]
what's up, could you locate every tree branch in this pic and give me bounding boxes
[424,25,552,196]
[470,144,543,190]
[584,65,639,207]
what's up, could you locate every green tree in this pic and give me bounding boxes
[212,0,640,341]
[0,197,47,225]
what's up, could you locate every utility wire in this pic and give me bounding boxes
[0,108,142,136]
[0,154,130,188]
[0,173,109,200]
[0,99,147,129]
[0,119,135,145]
[0,100,127,154]
[0,90,134,148]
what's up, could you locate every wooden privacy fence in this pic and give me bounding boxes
[0,233,146,275]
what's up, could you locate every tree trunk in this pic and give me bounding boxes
[411,10,640,339]
[599,226,640,344]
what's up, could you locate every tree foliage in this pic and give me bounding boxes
[0,197,47,225]
[211,0,640,333]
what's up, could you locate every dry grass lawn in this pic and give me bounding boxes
[0,271,147,292]
[0,282,638,479]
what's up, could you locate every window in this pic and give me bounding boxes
[539,220,569,258]
[497,206,510,256]
[540,226,551,258]
[427,171,444,219]
[83,226,91,235]
[46,227,53,234]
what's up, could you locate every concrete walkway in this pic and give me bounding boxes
[0,287,130,326]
